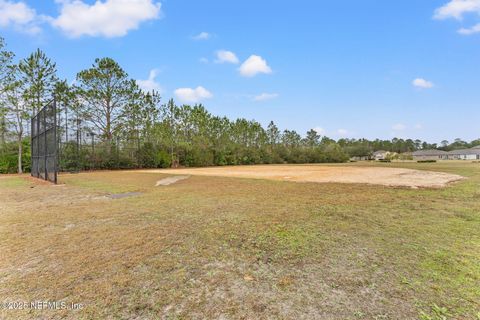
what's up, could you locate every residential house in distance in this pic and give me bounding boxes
[372,150,395,160]
[412,147,480,161]
[447,147,480,160]
[350,155,370,161]
[412,149,448,161]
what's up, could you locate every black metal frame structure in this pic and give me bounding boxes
[31,100,57,184]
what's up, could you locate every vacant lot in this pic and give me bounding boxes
[142,164,464,188]
[0,162,479,319]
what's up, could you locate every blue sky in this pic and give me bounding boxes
[1,0,479,142]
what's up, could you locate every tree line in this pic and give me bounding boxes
[0,37,478,173]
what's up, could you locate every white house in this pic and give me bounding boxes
[372,150,388,160]
[412,146,480,161]
[447,147,480,160]
[372,150,396,160]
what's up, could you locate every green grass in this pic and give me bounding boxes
[59,171,165,193]
[0,175,30,188]
[0,162,479,319]
[61,176,135,193]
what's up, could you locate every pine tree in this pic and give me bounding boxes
[75,58,141,145]
[0,37,14,147]
[18,49,58,116]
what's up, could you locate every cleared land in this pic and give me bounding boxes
[142,164,464,188]
[0,162,479,319]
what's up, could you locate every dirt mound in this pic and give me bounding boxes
[155,175,190,186]
[144,165,464,188]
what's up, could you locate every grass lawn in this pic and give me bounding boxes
[0,162,479,319]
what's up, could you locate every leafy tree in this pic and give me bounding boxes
[0,37,14,147]
[4,64,31,173]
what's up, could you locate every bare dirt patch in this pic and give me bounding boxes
[142,165,464,188]
[155,175,190,186]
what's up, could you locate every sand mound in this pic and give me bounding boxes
[155,175,190,186]
[145,165,464,188]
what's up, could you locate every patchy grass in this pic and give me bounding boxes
[0,175,30,188]
[0,162,479,319]
[59,171,165,193]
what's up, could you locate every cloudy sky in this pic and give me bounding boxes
[0,0,479,142]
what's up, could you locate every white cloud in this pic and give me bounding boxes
[215,50,239,64]
[434,1,480,35]
[239,55,272,77]
[137,69,162,93]
[0,0,42,34]
[458,22,480,34]
[253,93,278,101]
[337,129,348,136]
[313,127,326,135]
[434,0,480,20]
[174,86,213,104]
[392,123,406,131]
[412,78,434,89]
[51,0,162,38]
[192,31,210,40]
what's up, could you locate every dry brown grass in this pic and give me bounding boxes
[0,163,479,319]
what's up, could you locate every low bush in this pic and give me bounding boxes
[0,139,31,173]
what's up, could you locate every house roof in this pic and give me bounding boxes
[412,149,448,156]
[373,150,388,155]
[448,148,480,155]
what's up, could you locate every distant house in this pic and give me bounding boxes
[398,152,413,160]
[350,155,370,161]
[372,150,393,160]
[447,148,480,160]
[412,149,448,161]
[412,147,480,161]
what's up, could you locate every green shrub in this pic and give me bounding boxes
[155,149,172,168]
[322,144,350,163]
[137,142,157,168]
[0,152,17,173]
[0,139,30,173]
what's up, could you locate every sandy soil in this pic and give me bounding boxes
[142,165,464,188]
[155,175,190,186]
